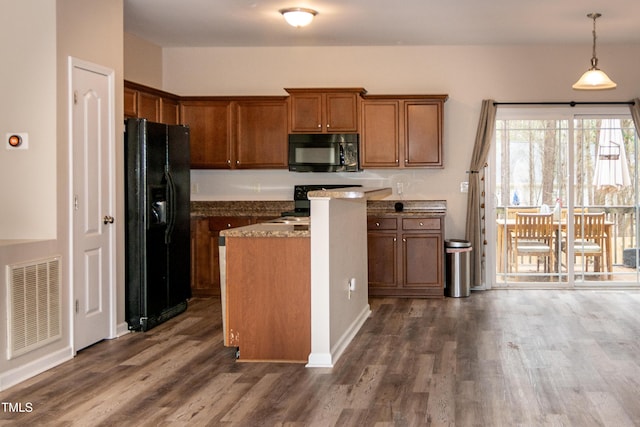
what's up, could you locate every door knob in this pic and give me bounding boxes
[103,215,114,224]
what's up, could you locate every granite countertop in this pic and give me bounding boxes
[219,222,310,238]
[191,201,294,217]
[367,199,447,216]
[192,198,447,218]
[307,186,392,200]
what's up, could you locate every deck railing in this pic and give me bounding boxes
[497,205,638,268]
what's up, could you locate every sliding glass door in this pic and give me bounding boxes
[491,107,639,288]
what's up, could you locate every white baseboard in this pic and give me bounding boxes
[114,321,131,338]
[330,304,371,365]
[0,347,73,392]
[306,352,333,367]
[306,304,371,368]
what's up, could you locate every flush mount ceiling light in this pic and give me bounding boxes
[572,12,617,90]
[279,7,318,28]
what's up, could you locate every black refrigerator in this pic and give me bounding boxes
[125,118,191,331]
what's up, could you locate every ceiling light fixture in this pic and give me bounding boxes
[279,7,318,28]
[572,12,617,90]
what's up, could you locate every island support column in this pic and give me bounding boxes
[306,196,371,367]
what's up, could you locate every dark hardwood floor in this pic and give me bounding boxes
[2,290,640,426]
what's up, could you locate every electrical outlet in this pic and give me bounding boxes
[460,181,469,193]
[191,183,199,193]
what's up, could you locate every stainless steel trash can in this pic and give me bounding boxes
[445,239,472,298]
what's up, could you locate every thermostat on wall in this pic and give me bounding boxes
[6,133,28,150]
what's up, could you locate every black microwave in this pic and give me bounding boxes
[288,134,360,172]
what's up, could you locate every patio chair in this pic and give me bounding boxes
[512,213,555,273]
[566,212,607,273]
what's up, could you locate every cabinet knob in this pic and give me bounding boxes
[403,238,406,242]
[326,124,330,128]
[394,237,397,242]
[227,223,232,228]
[405,159,408,163]
[375,222,380,227]
[317,124,322,128]
[236,160,239,165]
[227,159,231,165]
[419,222,424,226]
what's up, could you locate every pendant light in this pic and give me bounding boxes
[279,7,318,28]
[572,13,617,90]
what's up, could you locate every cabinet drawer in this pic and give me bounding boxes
[367,217,397,230]
[402,217,441,230]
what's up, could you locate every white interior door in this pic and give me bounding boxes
[70,58,115,351]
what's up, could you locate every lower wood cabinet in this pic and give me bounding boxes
[367,215,444,298]
[191,216,252,297]
[191,215,280,297]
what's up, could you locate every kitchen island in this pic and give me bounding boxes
[220,187,391,365]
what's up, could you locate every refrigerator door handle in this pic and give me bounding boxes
[165,170,177,244]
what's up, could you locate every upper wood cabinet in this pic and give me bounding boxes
[234,99,288,168]
[361,95,448,168]
[124,81,181,125]
[285,88,366,133]
[180,99,233,169]
[180,97,288,169]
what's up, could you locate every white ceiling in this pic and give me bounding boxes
[123,0,640,48]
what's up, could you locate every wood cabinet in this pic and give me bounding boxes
[367,215,444,298]
[124,81,180,125]
[191,215,281,297]
[234,99,288,168]
[180,100,233,169]
[181,97,288,169]
[190,216,253,297]
[361,95,447,168]
[285,88,366,133]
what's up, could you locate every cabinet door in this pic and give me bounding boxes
[325,92,359,132]
[367,232,398,289]
[181,101,232,169]
[124,87,138,118]
[289,93,323,132]
[235,100,288,168]
[402,233,443,288]
[191,217,218,297]
[191,216,254,297]
[161,97,180,125]
[138,91,161,122]
[361,100,400,167]
[404,102,442,167]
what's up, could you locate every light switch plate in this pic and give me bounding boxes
[6,132,28,150]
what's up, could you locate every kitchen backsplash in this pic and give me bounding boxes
[191,169,450,201]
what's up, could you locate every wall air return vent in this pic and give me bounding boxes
[7,257,62,359]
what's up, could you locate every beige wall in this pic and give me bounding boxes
[0,0,123,391]
[158,44,640,239]
[0,1,57,240]
[124,32,163,87]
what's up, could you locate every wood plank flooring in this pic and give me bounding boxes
[2,290,640,426]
